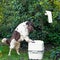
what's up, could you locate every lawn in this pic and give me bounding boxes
[0,45,28,60]
[0,42,60,60]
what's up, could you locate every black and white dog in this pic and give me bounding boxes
[2,21,34,56]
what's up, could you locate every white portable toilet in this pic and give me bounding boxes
[28,40,44,60]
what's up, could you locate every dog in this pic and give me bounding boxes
[2,21,34,56]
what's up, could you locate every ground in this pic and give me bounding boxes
[0,45,28,60]
[0,41,60,60]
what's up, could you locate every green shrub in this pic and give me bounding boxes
[0,0,60,46]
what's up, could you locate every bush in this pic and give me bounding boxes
[0,0,60,46]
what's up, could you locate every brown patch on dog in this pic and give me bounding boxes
[11,31,20,41]
[6,39,11,45]
[6,31,20,45]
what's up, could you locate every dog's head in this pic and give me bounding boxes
[26,21,34,32]
[1,38,7,44]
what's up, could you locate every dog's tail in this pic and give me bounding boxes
[2,38,7,43]
[1,38,10,45]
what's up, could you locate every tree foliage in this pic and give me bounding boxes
[0,0,60,46]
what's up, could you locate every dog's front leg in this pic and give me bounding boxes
[24,36,33,42]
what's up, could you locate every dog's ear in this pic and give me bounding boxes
[26,21,34,27]
[26,21,30,25]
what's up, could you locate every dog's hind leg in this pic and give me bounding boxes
[8,39,16,56]
[8,48,12,56]
[16,48,20,55]
[15,42,20,55]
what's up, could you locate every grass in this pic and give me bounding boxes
[0,45,52,60]
[0,45,28,60]
[0,41,59,60]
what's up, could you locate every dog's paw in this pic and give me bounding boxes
[17,52,20,55]
[8,54,11,56]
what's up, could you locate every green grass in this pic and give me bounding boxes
[0,45,28,60]
[0,45,53,60]
[0,41,59,60]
